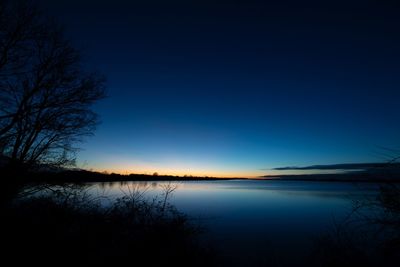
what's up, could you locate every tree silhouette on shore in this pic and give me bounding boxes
[0,0,105,171]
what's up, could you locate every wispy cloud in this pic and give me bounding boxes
[266,163,399,171]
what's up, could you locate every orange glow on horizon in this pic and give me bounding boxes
[84,164,344,179]
[87,166,262,179]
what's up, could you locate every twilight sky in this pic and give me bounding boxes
[39,0,400,177]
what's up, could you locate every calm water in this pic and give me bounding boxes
[87,179,379,266]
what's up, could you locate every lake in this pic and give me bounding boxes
[87,179,380,266]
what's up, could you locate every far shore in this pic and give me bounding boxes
[261,173,400,183]
[4,169,399,184]
[3,170,400,183]
[4,169,247,183]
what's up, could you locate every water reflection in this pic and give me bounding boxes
[86,180,382,266]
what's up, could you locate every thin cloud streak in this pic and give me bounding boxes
[266,163,400,171]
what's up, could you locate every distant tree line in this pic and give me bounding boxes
[0,0,105,171]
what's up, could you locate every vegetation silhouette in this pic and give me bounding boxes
[2,183,216,267]
[0,0,105,175]
[0,2,216,266]
[0,0,105,201]
[1,1,399,267]
[313,183,400,267]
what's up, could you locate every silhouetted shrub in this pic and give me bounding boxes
[1,184,215,267]
[313,183,400,267]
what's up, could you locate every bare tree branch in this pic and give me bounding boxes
[0,0,106,171]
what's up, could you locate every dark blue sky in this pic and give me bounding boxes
[39,0,400,177]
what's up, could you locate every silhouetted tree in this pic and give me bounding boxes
[0,0,105,170]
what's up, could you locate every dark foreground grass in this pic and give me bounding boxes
[312,184,400,267]
[1,184,216,267]
[2,180,400,267]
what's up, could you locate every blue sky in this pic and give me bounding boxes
[40,0,400,177]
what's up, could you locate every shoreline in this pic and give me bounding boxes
[4,169,400,184]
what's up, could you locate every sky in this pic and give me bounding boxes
[38,0,400,177]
